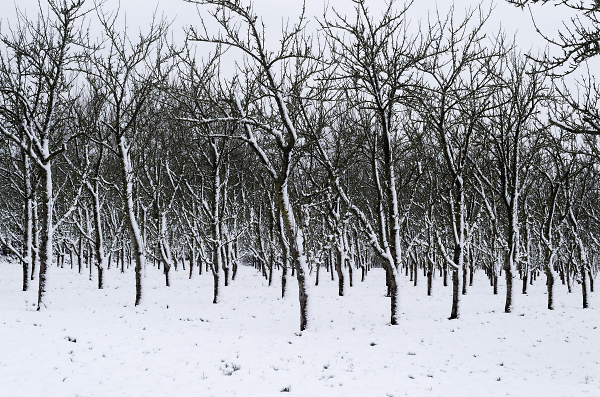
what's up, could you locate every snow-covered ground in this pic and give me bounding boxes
[1,259,598,397]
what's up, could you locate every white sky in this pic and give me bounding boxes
[0,0,591,83]
[0,0,574,51]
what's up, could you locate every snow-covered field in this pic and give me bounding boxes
[1,259,598,397]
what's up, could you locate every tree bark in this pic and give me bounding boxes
[119,137,145,306]
[36,162,52,311]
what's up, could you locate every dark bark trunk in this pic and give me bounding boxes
[212,271,219,304]
[443,263,448,287]
[413,259,418,287]
[164,264,170,287]
[31,200,38,281]
[390,277,398,325]
[581,266,588,309]
[315,263,320,286]
[36,167,52,311]
[449,245,461,320]
[98,266,103,289]
[22,259,28,292]
[546,267,554,310]
[335,249,344,297]
[347,259,353,288]
[427,262,433,296]
[281,264,287,299]
[268,265,273,286]
[469,260,474,287]
[297,262,308,331]
[462,261,467,295]
[504,254,513,313]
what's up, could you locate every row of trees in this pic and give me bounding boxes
[1,0,599,330]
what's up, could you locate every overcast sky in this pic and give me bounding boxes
[0,0,574,50]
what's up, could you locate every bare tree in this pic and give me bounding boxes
[414,7,501,319]
[85,6,170,305]
[472,51,547,313]
[185,0,318,330]
[0,0,90,309]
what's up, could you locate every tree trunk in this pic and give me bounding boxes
[414,258,418,287]
[427,261,433,296]
[581,265,588,309]
[347,258,353,288]
[164,263,170,287]
[449,245,461,320]
[189,247,195,279]
[279,182,310,331]
[281,263,287,299]
[546,266,555,310]
[443,263,448,287]
[212,269,219,304]
[31,202,38,281]
[335,248,344,296]
[504,251,514,313]
[91,184,105,290]
[21,152,33,291]
[119,137,145,306]
[462,260,467,295]
[98,266,103,289]
[121,243,125,274]
[268,264,273,286]
[36,162,52,311]
[493,270,498,295]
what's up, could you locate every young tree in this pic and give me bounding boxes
[414,7,501,319]
[85,7,169,305]
[0,0,89,309]
[185,0,318,331]
[316,0,430,324]
[473,51,547,313]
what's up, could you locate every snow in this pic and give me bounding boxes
[1,259,599,397]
